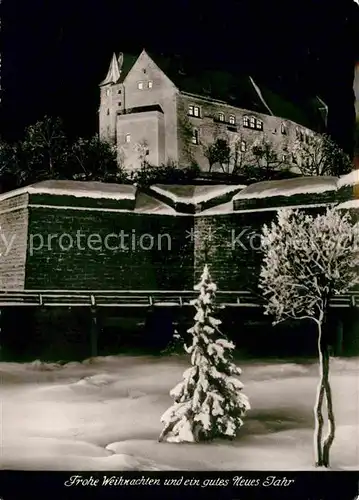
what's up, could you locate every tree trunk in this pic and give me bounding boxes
[314,320,325,467]
[322,345,336,467]
[314,316,336,468]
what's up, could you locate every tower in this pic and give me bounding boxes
[99,53,124,145]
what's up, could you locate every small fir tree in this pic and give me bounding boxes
[159,265,250,443]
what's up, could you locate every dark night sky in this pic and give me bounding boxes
[1,0,359,153]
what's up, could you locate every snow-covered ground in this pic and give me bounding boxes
[1,355,358,471]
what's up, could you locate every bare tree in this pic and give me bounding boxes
[134,139,150,169]
[203,138,231,173]
[259,208,359,468]
[292,133,352,177]
[250,135,288,180]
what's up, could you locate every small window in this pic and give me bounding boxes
[229,115,236,125]
[106,89,110,96]
[256,119,263,130]
[137,81,144,90]
[218,112,225,122]
[125,133,131,143]
[243,116,249,127]
[240,140,246,152]
[118,89,122,94]
[282,154,287,161]
[281,122,286,134]
[188,105,200,117]
[295,127,300,139]
[250,116,256,128]
[148,80,153,89]
[300,131,304,141]
[192,129,199,145]
[118,102,121,106]
[143,69,147,74]
[106,109,110,115]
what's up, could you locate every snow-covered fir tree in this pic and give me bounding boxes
[159,264,250,443]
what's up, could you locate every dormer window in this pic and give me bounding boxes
[148,81,153,89]
[218,112,225,122]
[125,133,131,143]
[137,81,144,90]
[229,115,236,125]
[188,105,200,117]
[243,116,249,127]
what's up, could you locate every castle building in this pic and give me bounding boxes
[99,50,328,172]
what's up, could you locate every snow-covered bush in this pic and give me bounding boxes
[259,207,359,467]
[161,329,185,356]
[159,265,250,443]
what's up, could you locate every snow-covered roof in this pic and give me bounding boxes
[337,170,359,188]
[233,176,338,200]
[0,180,136,202]
[199,201,234,215]
[335,199,359,210]
[150,184,245,205]
[134,192,178,215]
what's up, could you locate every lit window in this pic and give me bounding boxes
[240,140,246,152]
[250,117,256,128]
[137,81,144,90]
[219,112,225,122]
[281,122,286,134]
[243,116,250,127]
[192,129,199,145]
[229,115,236,125]
[106,89,110,96]
[282,154,287,161]
[148,81,153,89]
[125,133,131,143]
[256,119,263,130]
[188,105,200,117]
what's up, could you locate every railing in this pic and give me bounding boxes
[0,290,358,308]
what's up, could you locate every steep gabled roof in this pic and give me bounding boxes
[100,53,121,86]
[110,50,326,131]
[100,52,138,86]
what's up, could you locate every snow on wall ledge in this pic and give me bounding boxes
[0,180,137,202]
[233,176,338,201]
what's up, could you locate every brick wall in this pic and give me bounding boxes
[0,193,29,289]
[25,207,194,290]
